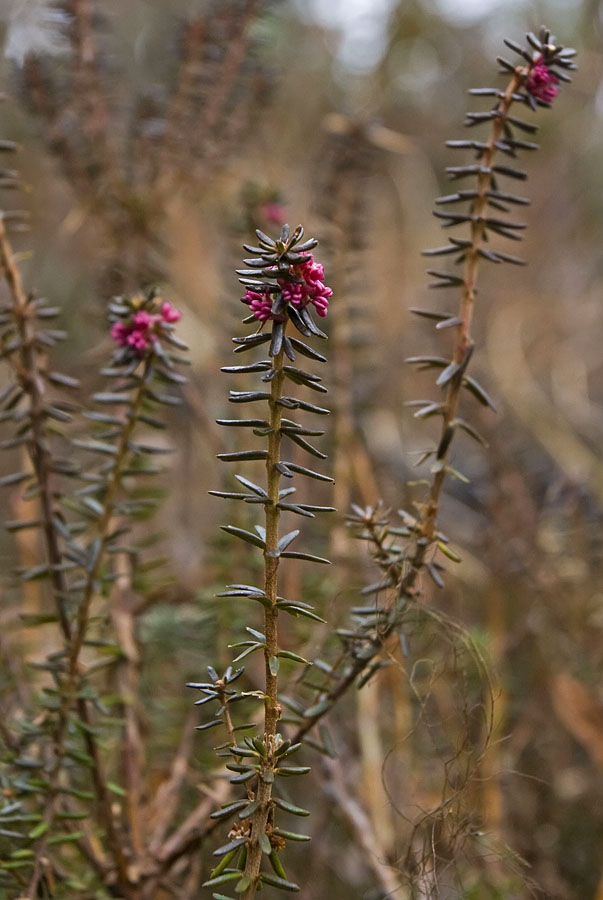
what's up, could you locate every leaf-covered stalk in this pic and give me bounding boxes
[1,256,186,895]
[0,213,72,639]
[194,224,333,897]
[414,28,575,546]
[42,362,156,898]
[68,359,151,676]
[287,29,577,746]
[241,342,286,897]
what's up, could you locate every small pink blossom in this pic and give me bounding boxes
[526,58,559,103]
[260,202,287,226]
[111,298,182,356]
[111,322,129,344]
[160,301,182,323]
[127,328,156,352]
[133,310,160,328]
[243,253,332,323]
[244,290,276,322]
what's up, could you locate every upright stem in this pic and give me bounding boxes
[291,69,531,748]
[61,365,153,892]
[420,70,523,542]
[0,218,134,896]
[68,363,150,677]
[0,218,71,638]
[241,339,286,897]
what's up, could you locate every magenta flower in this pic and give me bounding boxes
[243,254,333,323]
[526,57,559,103]
[133,310,160,329]
[160,301,182,323]
[245,290,277,322]
[260,202,287,226]
[111,296,182,356]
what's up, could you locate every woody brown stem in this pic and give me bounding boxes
[419,69,525,543]
[292,67,536,749]
[241,338,286,898]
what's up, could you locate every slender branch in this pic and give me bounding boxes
[59,364,154,892]
[147,709,199,855]
[241,340,286,898]
[292,66,539,748]
[321,755,406,898]
[0,215,93,898]
[0,216,71,639]
[68,361,151,675]
[419,70,524,542]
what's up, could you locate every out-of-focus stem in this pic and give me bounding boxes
[0,217,71,638]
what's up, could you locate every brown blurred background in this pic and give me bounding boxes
[0,1,602,898]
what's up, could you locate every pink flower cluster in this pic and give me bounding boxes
[244,254,333,323]
[111,301,182,356]
[526,57,559,103]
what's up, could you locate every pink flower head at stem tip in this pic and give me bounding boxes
[525,57,559,103]
[111,296,182,357]
[244,253,333,323]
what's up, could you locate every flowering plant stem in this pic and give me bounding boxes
[28,365,153,899]
[241,342,285,898]
[291,33,577,744]
[419,69,524,543]
[0,217,70,637]
[1,200,132,897]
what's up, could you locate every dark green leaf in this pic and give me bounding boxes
[216,418,270,428]
[234,475,268,497]
[270,828,310,842]
[277,530,299,552]
[260,873,300,892]
[221,362,271,374]
[288,338,326,363]
[276,603,326,623]
[258,832,272,855]
[275,766,311,777]
[273,797,310,816]
[220,526,266,549]
[462,376,497,411]
[202,872,242,888]
[213,837,248,856]
[277,651,310,665]
[280,462,332,482]
[280,551,330,565]
[217,450,269,462]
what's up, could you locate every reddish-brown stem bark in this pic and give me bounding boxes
[241,340,286,898]
[292,66,533,748]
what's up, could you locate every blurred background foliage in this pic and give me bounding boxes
[0,0,602,898]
